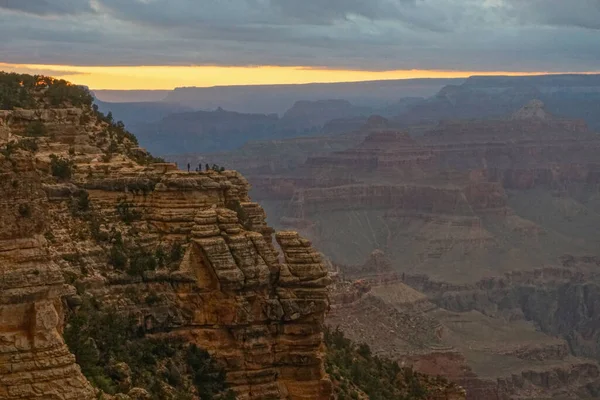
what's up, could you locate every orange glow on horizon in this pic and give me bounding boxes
[2,63,599,90]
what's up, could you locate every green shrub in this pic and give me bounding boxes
[74,190,90,212]
[80,113,92,125]
[0,142,16,158]
[145,293,160,305]
[89,216,109,242]
[127,248,157,276]
[0,72,36,109]
[70,190,91,217]
[187,345,229,399]
[46,78,94,107]
[325,327,431,400]
[15,138,38,152]
[50,154,73,180]
[63,299,231,398]
[62,253,83,264]
[18,203,31,217]
[44,231,56,242]
[1,139,38,157]
[128,149,165,166]
[169,241,184,263]
[116,198,141,224]
[154,247,166,268]
[0,73,93,110]
[25,120,46,137]
[109,245,127,270]
[107,140,119,154]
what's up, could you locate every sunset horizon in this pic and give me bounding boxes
[3,63,600,91]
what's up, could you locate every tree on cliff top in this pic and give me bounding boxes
[0,72,93,110]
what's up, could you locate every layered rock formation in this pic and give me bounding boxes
[253,102,600,275]
[396,74,600,130]
[327,253,600,400]
[0,155,96,399]
[278,100,371,131]
[0,75,333,399]
[207,100,600,399]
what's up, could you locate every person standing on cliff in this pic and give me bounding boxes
[187,163,190,172]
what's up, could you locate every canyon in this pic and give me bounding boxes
[204,99,600,399]
[4,71,600,399]
[0,74,465,400]
[0,77,333,399]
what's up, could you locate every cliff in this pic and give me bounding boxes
[0,74,332,399]
[397,74,600,130]
[0,151,96,399]
[279,100,371,131]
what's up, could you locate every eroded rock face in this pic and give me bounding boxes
[85,175,333,399]
[0,157,96,399]
[0,94,332,399]
[327,254,600,400]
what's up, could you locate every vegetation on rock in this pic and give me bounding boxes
[0,72,93,109]
[116,198,142,224]
[18,203,32,218]
[0,73,334,400]
[50,154,74,180]
[325,327,458,400]
[25,120,46,137]
[64,298,234,399]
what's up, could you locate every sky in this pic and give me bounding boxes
[1,0,599,89]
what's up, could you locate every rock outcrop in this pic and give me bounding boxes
[0,157,96,399]
[0,76,332,399]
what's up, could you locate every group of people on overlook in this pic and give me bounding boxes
[181,162,225,173]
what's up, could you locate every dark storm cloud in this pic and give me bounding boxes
[1,0,599,72]
[0,0,93,16]
[504,0,600,30]
[270,0,414,24]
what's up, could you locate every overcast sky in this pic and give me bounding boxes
[1,0,599,72]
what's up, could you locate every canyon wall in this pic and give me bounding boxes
[0,85,332,399]
[327,253,600,400]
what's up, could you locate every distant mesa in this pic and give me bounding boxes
[364,114,391,129]
[161,78,459,114]
[398,73,600,130]
[510,99,551,120]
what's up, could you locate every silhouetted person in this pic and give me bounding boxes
[199,163,202,171]
[187,163,190,172]
[206,163,210,171]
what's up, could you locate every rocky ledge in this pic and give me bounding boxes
[0,75,332,400]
